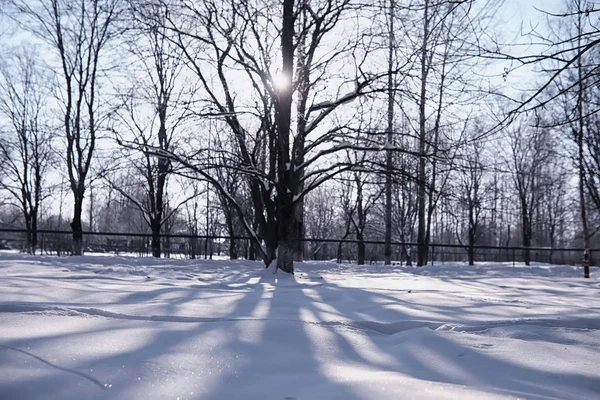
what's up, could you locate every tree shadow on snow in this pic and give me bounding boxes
[2,262,599,399]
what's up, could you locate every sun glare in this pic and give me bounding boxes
[271,73,289,91]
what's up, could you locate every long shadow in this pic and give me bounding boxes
[2,260,599,399]
[198,270,361,399]
[248,266,600,399]
[372,326,600,399]
[0,265,268,399]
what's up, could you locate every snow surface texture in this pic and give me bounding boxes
[0,253,599,400]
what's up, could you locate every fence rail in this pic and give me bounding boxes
[0,228,597,267]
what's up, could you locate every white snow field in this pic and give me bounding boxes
[0,254,599,400]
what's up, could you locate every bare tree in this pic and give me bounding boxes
[562,0,600,277]
[146,0,397,273]
[338,151,382,264]
[454,130,486,265]
[488,1,600,275]
[304,185,338,259]
[95,172,149,235]
[383,0,396,265]
[401,0,500,266]
[0,49,53,253]
[7,0,121,255]
[505,116,555,265]
[109,1,191,257]
[538,168,569,255]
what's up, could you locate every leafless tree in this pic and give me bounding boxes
[304,185,338,259]
[397,0,501,266]
[0,49,53,253]
[558,0,600,276]
[505,115,555,265]
[338,150,382,264]
[454,129,486,265]
[141,0,400,273]
[487,0,600,275]
[109,1,192,257]
[383,0,397,265]
[7,0,121,255]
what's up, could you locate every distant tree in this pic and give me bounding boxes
[110,1,191,257]
[304,185,338,260]
[7,0,121,255]
[505,116,555,265]
[454,129,486,265]
[0,49,53,253]
[402,0,500,266]
[95,173,148,234]
[489,0,600,275]
[338,152,382,265]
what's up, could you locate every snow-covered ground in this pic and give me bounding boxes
[0,253,599,399]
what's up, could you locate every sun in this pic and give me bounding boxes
[271,72,289,91]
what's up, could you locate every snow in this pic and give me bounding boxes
[1,253,599,399]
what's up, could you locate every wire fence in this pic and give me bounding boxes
[0,228,598,267]
[315,240,597,267]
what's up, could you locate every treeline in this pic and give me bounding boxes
[0,0,598,274]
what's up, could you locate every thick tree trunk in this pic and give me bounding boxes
[264,220,278,266]
[277,232,295,273]
[151,220,161,258]
[249,242,256,260]
[24,213,33,254]
[229,236,238,260]
[467,242,474,266]
[273,0,295,274]
[71,196,84,256]
[402,244,412,266]
[276,193,296,273]
[522,226,531,266]
[357,232,365,265]
[190,239,197,259]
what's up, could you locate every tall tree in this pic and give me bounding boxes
[110,1,190,257]
[489,1,600,275]
[506,116,554,265]
[409,0,497,266]
[384,0,396,265]
[339,150,382,264]
[8,0,120,255]
[151,0,392,273]
[0,49,53,253]
[454,129,486,265]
